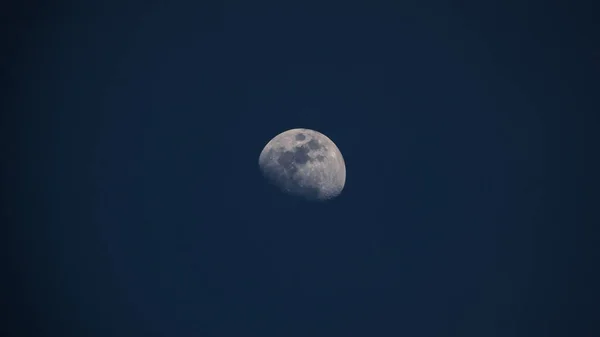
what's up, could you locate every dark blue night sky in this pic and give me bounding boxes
[3,1,597,336]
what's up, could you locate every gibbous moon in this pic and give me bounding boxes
[259,128,346,201]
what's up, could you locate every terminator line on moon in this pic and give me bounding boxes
[258,128,346,201]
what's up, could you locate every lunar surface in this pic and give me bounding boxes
[258,128,346,201]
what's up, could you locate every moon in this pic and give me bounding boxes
[259,128,346,201]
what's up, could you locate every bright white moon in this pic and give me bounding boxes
[258,128,346,201]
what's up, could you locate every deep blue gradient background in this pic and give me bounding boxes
[3,1,597,336]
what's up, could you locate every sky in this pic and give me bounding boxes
[3,1,597,337]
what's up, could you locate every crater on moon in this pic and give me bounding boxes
[277,146,311,175]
